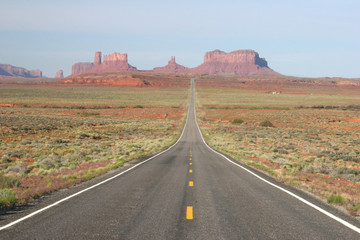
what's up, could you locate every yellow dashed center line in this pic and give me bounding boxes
[186,206,193,220]
[187,128,194,221]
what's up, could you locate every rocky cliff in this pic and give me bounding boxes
[71,62,94,76]
[203,50,267,66]
[0,64,42,78]
[103,52,127,63]
[71,52,138,75]
[152,56,190,73]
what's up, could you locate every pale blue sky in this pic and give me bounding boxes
[0,0,359,77]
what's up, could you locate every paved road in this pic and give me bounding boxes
[0,79,359,239]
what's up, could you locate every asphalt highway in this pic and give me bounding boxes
[0,79,359,239]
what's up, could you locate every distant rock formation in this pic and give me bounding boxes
[29,70,42,78]
[69,49,280,76]
[0,64,42,78]
[72,62,94,76]
[71,52,138,75]
[55,70,64,78]
[191,50,279,76]
[153,56,190,73]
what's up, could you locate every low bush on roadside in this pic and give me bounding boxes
[0,189,17,208]
[327,195,346,205]
[0,174,21,188]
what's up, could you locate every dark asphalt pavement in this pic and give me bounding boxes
[0,79,359,239]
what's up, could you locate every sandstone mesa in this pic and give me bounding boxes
[71,52,137,76]
[0,64,42,78]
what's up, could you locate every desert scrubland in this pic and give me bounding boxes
[196,75,360,215]
[0,74,190,208]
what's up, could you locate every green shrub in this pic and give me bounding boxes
[79,133,90,139]
[134,105,144,108]
[259,120,274,127]
[0,174,21,188]
[327,195,346,204]
[79,112,100,117]
[0,189,17,208]
[232,118,244,124]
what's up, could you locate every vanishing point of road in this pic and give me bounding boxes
[0,79,359,239]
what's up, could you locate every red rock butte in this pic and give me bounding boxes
[55,70,64,78]
[71,52,138,75]
[153,56,190,74]
[70,49,280,76]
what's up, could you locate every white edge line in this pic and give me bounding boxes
[192,82,360,234]
[0,90,192,231]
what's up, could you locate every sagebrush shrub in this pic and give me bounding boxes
[0,189,17,208]
[232,118,244,124]
[0,174,21,188]
[327,195,346,204]
[259,120,274,127]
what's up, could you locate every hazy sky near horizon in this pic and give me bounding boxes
[0,0,359,77]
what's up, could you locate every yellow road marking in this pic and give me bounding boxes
[186,206,193,220]
[189,157,192,160]
[189,169,193,173]
[189,181,194,187]
[189,162,192,165]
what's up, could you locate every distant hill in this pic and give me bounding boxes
[0,64,42,78]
